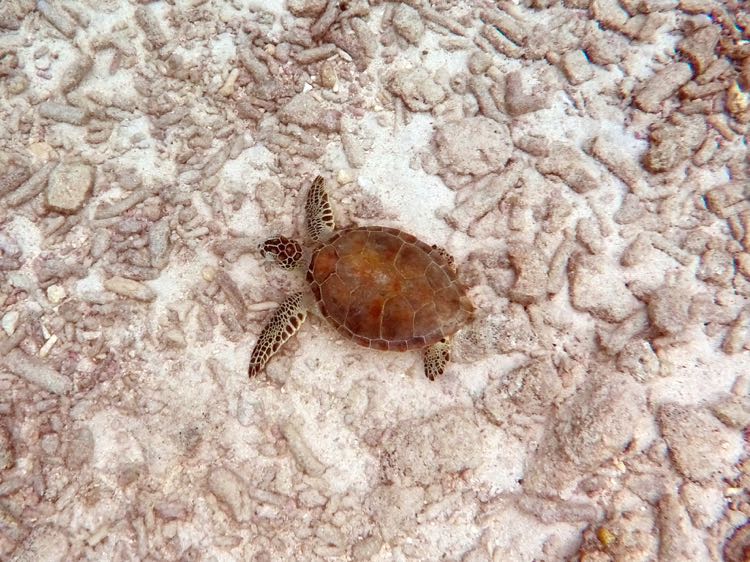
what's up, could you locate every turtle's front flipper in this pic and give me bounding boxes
[423,337,451,381]
[248,292,308,377]
[305,175,335,242]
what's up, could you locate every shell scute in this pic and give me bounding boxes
[397,231,418,244]
[388,340,409,352]
[335,228,369,255]
[435,286,462,318]
[320,275,350,322]
[425,261,451,290]
[394,243,431,280]
[382,295,414,341]
[365,231,401,262]
[310,244,338,284]
[335,254,363,287]
[413,302,440,336]
[403,276,434,311]
[370,338,390,351]
[345,286,384,340]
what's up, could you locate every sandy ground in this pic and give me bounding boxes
[1,0,749,561]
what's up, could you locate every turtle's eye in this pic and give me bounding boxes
[260,236,303,270]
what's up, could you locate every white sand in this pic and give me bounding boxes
[1,1,749,561]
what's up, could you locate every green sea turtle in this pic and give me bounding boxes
[248,176,475,380]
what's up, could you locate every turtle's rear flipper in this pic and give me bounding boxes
[423,337,451,381]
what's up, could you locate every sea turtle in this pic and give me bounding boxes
[248,175,475,380]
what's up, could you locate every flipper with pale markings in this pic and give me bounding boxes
[423,337,451,381]
[248,292,308,377]
[305,175,335,242]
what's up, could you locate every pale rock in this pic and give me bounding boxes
[381,408,485,486]
[697,248,735,286]
[601,508,658,561]
[46,284,66,304]
[66,427,94,469]
[507,241,548,304]
[658,404,741,482]
[387,67,446,112]
[613,193,644,224]
[680,482,725,529]
[278,92,341,132]
[561,49,595,84]
[45,162,94,213]
[3,349,72,395]
[207,467,247,522]
[163,328,187,348]
[9,526,68,562]
[2,310,19,336]
[0,426,13,470]
[634,62,692,113]
[392,5,423,44]
[433,117,512,176]
[453,305,538,360]
[677,24,720,75]
[366,484,425,542]
[712,396,750,429]
[643,114,707,172]
[591,0,629,30]
[647,286,690,335]
[657,493,709,560]
[148,219,171,269]
[103,276,156,302]
[287,0,327,17]
[524,369,646,496]
[536,147,600,193]
[569,253,641,322]
[504,69,553,116]
[483,357,562,422]
[617,339,661,381]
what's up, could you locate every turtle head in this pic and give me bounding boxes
[259,236,304,270]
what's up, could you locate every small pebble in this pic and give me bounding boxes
[46,284,66,304]
[7,74,29,94]
[393,4,424,44]
[319,61,337,89]
[27,142,54,161]
[336,169,353,184]
[39,334,58,357]
[45,162,94,214]
[163,328,187,348]
[104,276,156,302]
[2,310,20,336]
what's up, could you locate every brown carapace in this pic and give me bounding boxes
[307,226,473,352]
[248,176,474,381]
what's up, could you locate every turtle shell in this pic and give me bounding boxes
[306,226,474,352]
